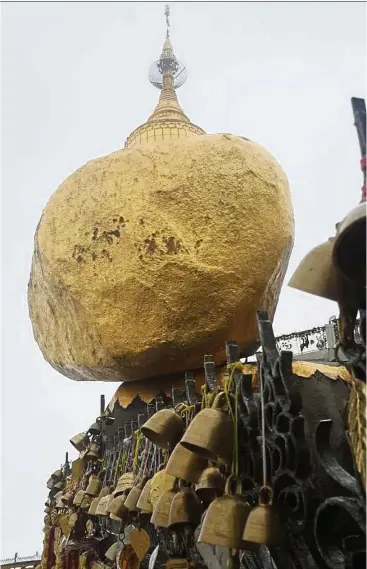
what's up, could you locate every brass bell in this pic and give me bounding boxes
[88,421,101,436]
[288,238,339,302]
[46,477,55,490]
[88,496,100,516]
[53,491,63,502]
[125,480,146,512]
[242,487,284,545]
[84,442,100,461]
[181,392,234,464]
[73,489,85,507]
[85,474,102,497]
[51,469,62,481]
[105,541,118,562]
[198,476,251,549]
[196,466,225,502]
[98,486,110,499]
[333,201,366,287]
[113,472,135,496]
[53,481,64,492]
[44,506,51,514]
[141,408,185,449]
[168,485,202,530]
[61,491,74,506]
[166,443,207,484]
[108,495,128,521]
[136,479,153,514]
[81,493,92,510]
[95,494,113,516]
[151,480,178,528]
[70,432,89,452]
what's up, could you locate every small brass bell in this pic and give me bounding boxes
[125,480,146,512]
[51,469,62,481]
[85,474,102,497]
[242,487,284,545]
[166,443,207,483]
[181,392,234,463]
[88,497,100,516]
[46,477,55,490]
[108,495,128,521]
[113,472,135,496]
[53,481,64,492]
[196,466,225,502]
[136,479,153,514]
[151,480,178,528]
[70,432,89,452]
[105,541,118,562]
[141,408,185,449]
[333,201,366,287]
[198,476,250,549]
[84,442,100,461]
[73,489,85,507]
[168,485,202,530]
[288,238,339,302]
[88,421,101,436]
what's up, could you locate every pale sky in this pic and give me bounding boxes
[1,1,366,557]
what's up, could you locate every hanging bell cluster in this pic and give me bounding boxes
[42,340,287,568]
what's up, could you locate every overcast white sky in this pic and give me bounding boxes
[1,1,366,558]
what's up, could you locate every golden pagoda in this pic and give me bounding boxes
[28,5,295,383]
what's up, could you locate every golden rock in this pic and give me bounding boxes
[28,133,294,381]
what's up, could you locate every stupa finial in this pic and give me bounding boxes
[124,4,205,148]
[165,4,170,38]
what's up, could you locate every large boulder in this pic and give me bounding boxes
[28,134,294,381]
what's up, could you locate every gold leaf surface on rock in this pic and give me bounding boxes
[28,134,294,382]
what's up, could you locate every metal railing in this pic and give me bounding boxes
[0,555,40,566]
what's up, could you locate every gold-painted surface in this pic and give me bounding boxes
[109,362,352,410]
[28,134,294,382]
[348,379,366,488]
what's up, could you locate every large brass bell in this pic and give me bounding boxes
[85,474,102,496]
[198,476,251,549]
[141,408,185,449]
[136,479,153,514]
[168,484,202,530]
[166,443,207,483]
[181,392,234,463]
[242,487,284,545]
[70,432,89,452]
[151,480,178,528]
[288,238,339,302]
[333,202,366,287]
[196,466,225,502]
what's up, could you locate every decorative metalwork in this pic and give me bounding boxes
[231,311,366,569]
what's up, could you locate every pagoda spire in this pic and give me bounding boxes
[124,4,205,149]
[147,5,189,124]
